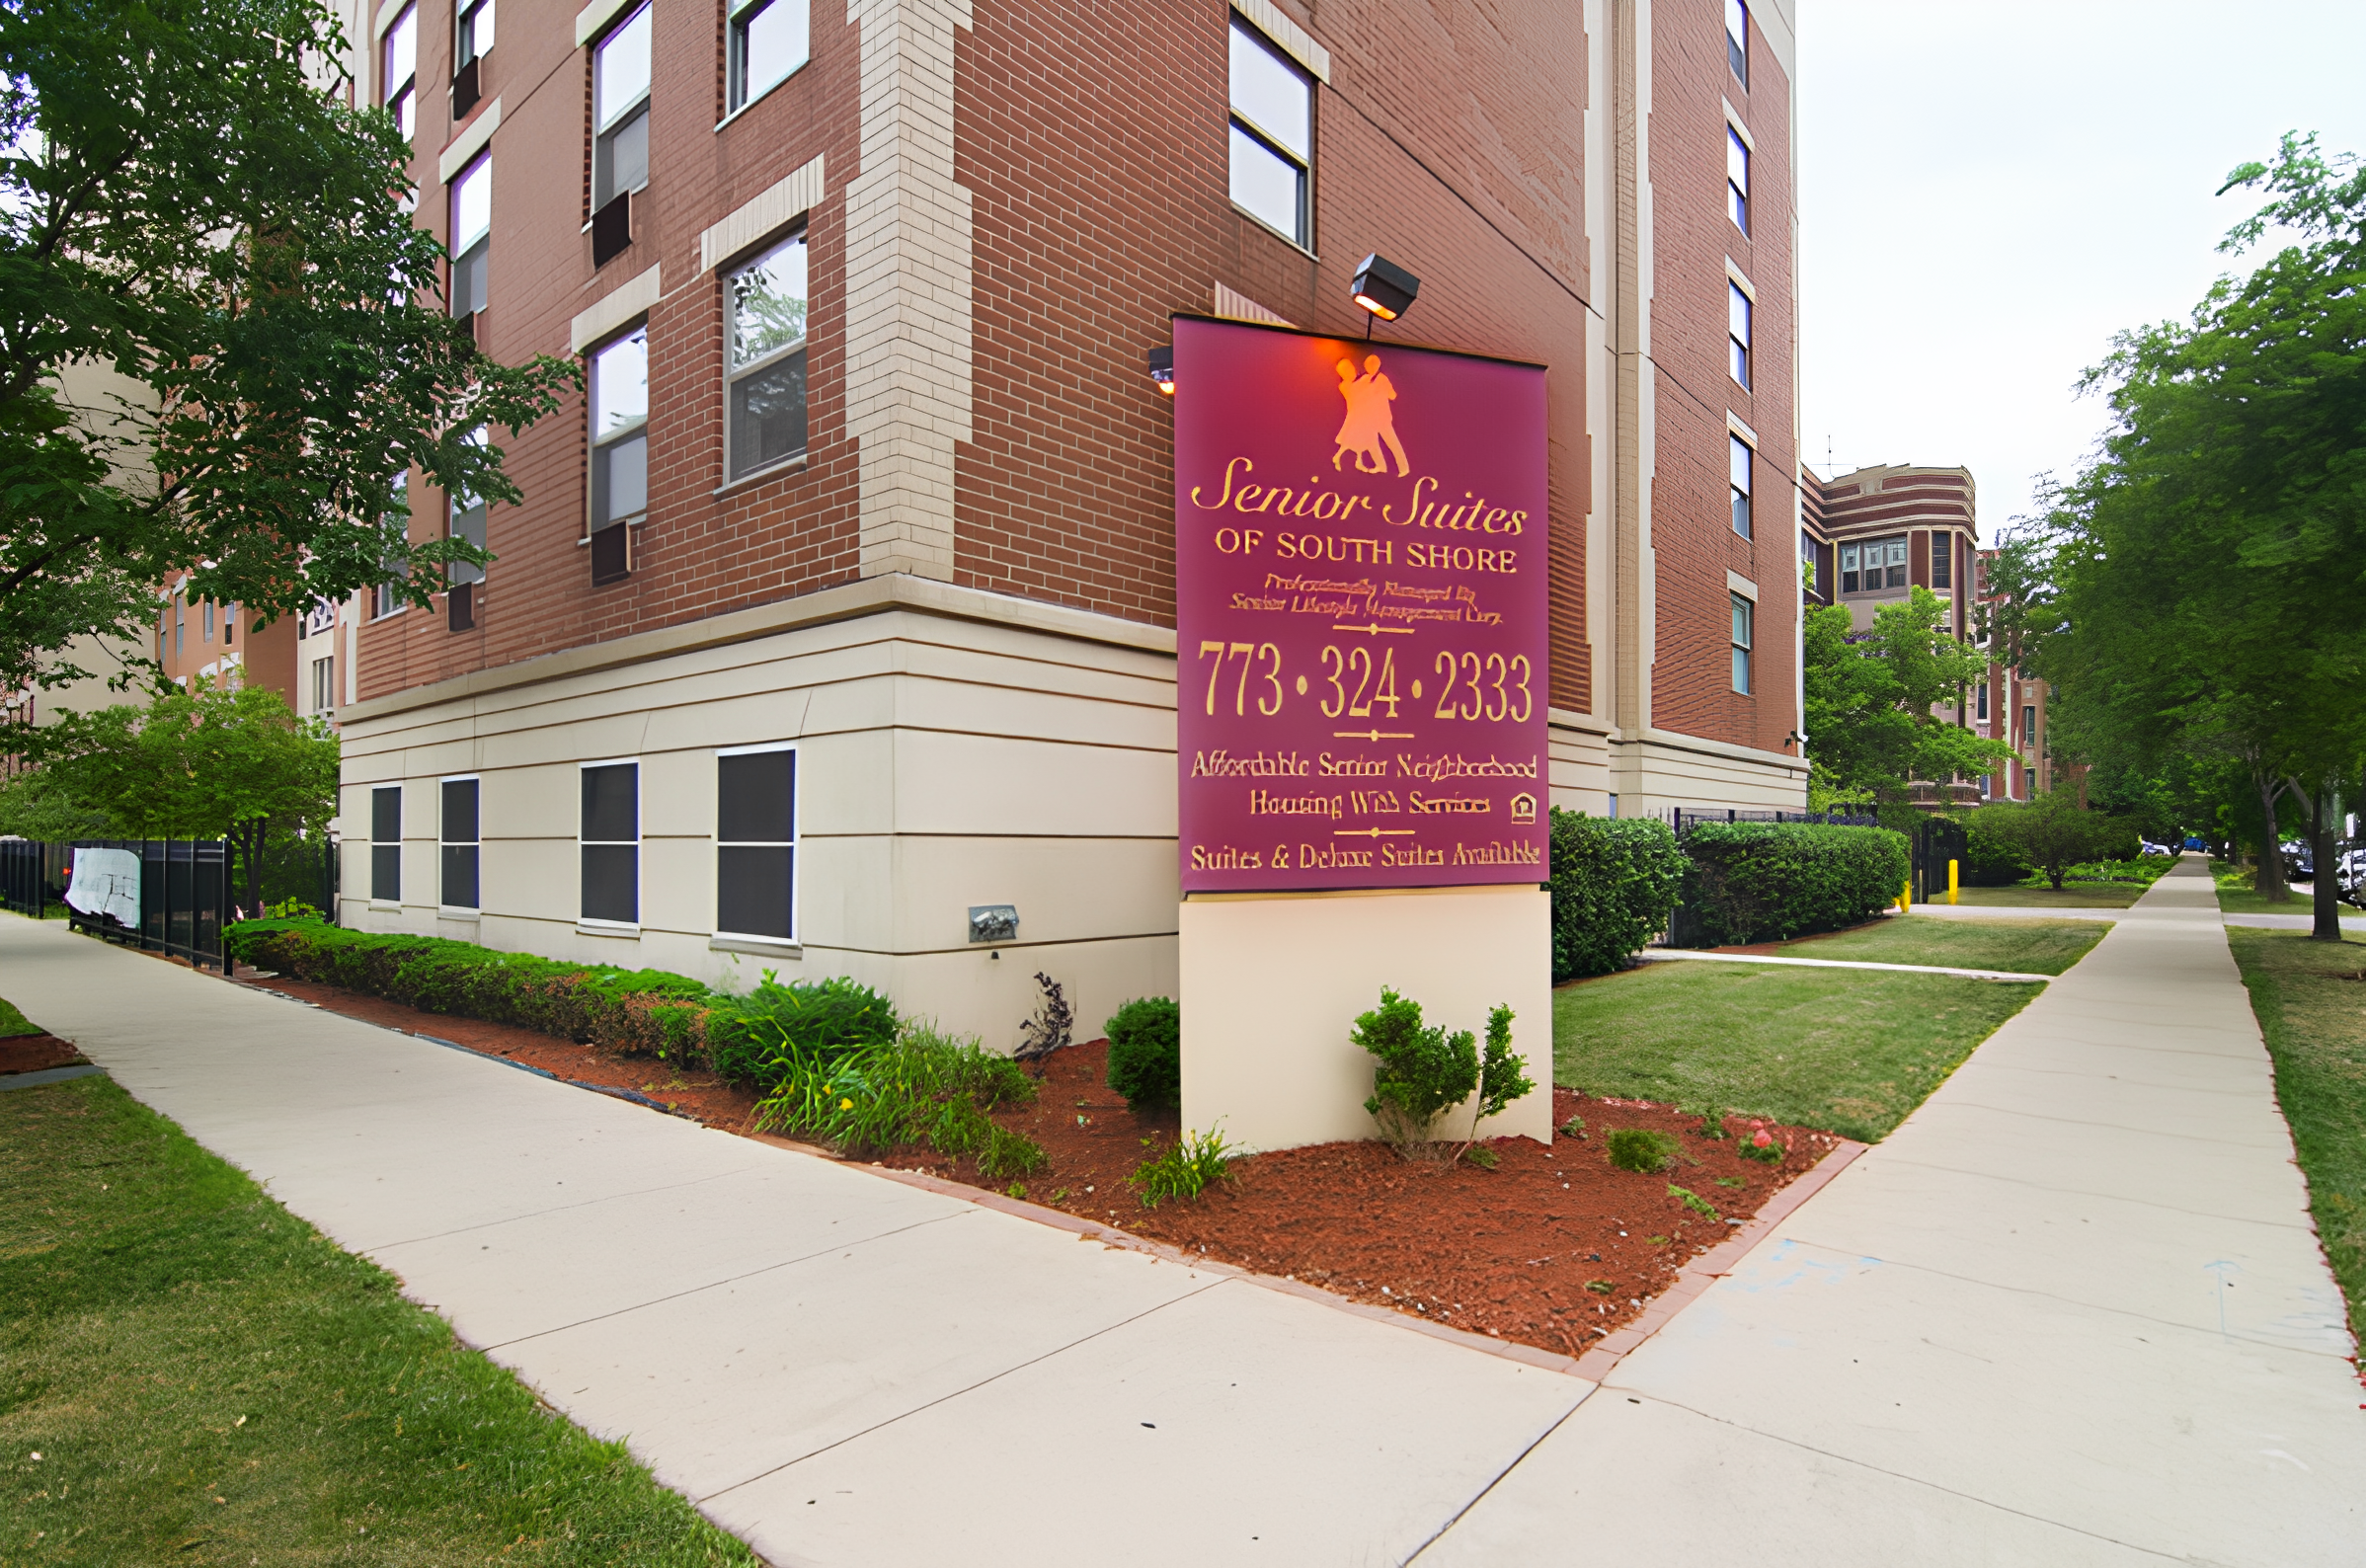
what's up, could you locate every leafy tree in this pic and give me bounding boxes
[0,0,577,693]
[1802,586,2016,804]
[2022,134,2366,937]
[25,679,338,912]
[0,766,111,839]
[1980,789,2114,890]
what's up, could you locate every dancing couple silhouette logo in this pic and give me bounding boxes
[1331,352,1410,478]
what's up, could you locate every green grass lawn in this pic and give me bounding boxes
[0,1072,758,1565]
[1554,962,2046,1142]
[1755,914,2108,976]
[2208,858,2331,917]
[2222,927,2366,1346]
[0,994,38,1036]
[1937,882,2150,908]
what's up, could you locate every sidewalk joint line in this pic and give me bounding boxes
[1398,1386,1598,1565]
[694,1269,1234,1504]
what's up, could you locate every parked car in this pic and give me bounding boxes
[2139,840,2175,857]
[2335,844,2366,909]
[2182,834,2208,851]
[2282,838,2317,882]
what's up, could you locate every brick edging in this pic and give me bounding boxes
[746,1128,1868,1384]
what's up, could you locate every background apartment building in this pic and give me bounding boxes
[1975,544,2051,801]
[328,0,1805,1042]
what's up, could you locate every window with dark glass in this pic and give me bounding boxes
[716,746,796,940]
[1727,127,1750,236]
[1728,281,1752,388]
[1841,535,1908,593]
[382,4,418,138]
[1977,682,1989,722]
[371,784,402,901]
[730,0,807,112]
[440,777,480,909]
[726,232,808,480]
[1228,19,1312,248]
[1730,593,1754,694]
[310,655,334,714]
[590,328,647,583]
[1725,0,1748,87]
[580,761,638,924]
[1932,532,1953,589]
[449,155,490,322]
[1729,434,1753,539]
[2022,705,2037,752]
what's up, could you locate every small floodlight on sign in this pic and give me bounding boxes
[1349,253,1420,322]
[1146,345,1175,395]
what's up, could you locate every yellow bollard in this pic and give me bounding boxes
[1901,877,1913,913]
[1948,858,1960,904]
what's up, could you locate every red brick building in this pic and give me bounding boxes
[329,0,1806,1038]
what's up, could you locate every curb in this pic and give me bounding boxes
[1571,1137,1868,1381]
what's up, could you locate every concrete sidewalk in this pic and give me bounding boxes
[0,916,1588,1565]
[1420,856,2365,1564]
[6,856,2361,1564]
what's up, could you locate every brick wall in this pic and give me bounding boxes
[1646,0,1794,751]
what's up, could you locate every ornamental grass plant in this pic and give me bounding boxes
[749,1021,1042,1166]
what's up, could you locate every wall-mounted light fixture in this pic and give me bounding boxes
[1350,253,1420,324]
[1146,345,1175,395]
[969,903,1019,944]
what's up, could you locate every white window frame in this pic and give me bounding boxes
[726,0,809,119]
[1729,432,1753,539]
[592,4,653,212]
[381,3,418,138]
[370,783,403,904]
[457,0,495,68]
[589,326,650,531]
[439,774,482,913]
[578,756,641,930]
[309,653,336,716]
[1227,17,1314,250]
[714,741,800,944]
[1730,592,1754,695]
[1728,280,1753,389]
[450,155,491,321]
[1726,0,1749,87]
[1726,126,1749,236]
[724,230,810,482]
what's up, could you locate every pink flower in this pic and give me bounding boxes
[1752,1131,1773,1147]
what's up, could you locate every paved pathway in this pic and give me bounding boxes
[4,856,2360,1564]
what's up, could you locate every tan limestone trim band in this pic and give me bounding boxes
[1634,725,1812,774]
[1213,281,1295,327]
[336,573,1178,725]
[569,263,662,353]
[436,98,499,186]
[573,0,637,47]
[1231,0,1331,82]
[1726,570,1759,602]
[699,153,826,274]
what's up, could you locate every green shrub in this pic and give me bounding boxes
[1677,822,1910,946]
[1548,810,1688,980]
[1606,1128,1680,1173]
[1103,996,1181,1111]
[1128,1126,1238,1208]
[749,1023,1039,1161]
[704,974,898,1090]
[224,919,713,1058]
[979,1125,1049,1181]
[1739,1129,1786,1163]
[1352,991,1533,1159]
[1669,1183,1720,1219]
[1961,809,2031,885]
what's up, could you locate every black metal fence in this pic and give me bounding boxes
[68,839,237,971]
[0,838,70,919]
[1668,807,1883,836]
[1910,817,1970,904]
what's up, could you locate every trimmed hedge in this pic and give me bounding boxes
[224,920,895,1084]
[1548,810,1688,980]
[1960,809,2030,885]
[1676,822,1909,946]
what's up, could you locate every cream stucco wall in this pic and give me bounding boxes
[1180,885,1553,1153]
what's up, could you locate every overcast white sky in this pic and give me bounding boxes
[1796,1,2366,540]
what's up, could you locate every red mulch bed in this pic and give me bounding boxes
[0,1034,89,1075]
[225,967,1840,1360]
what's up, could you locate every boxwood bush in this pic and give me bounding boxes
[1103,996,1181,1112]
[225,918,712,1057]
[225,919,895,1082]
[1548,810,1688,980]
[1676,822,1909,946]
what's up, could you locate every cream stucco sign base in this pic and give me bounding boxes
[1179,884,1553,1154]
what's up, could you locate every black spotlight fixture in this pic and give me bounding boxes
[1350,253,1420,326]
[1146,344,1175,396]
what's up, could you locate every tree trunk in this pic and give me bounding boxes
[2309,784,2341,942]
[2254,769,2288,902]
